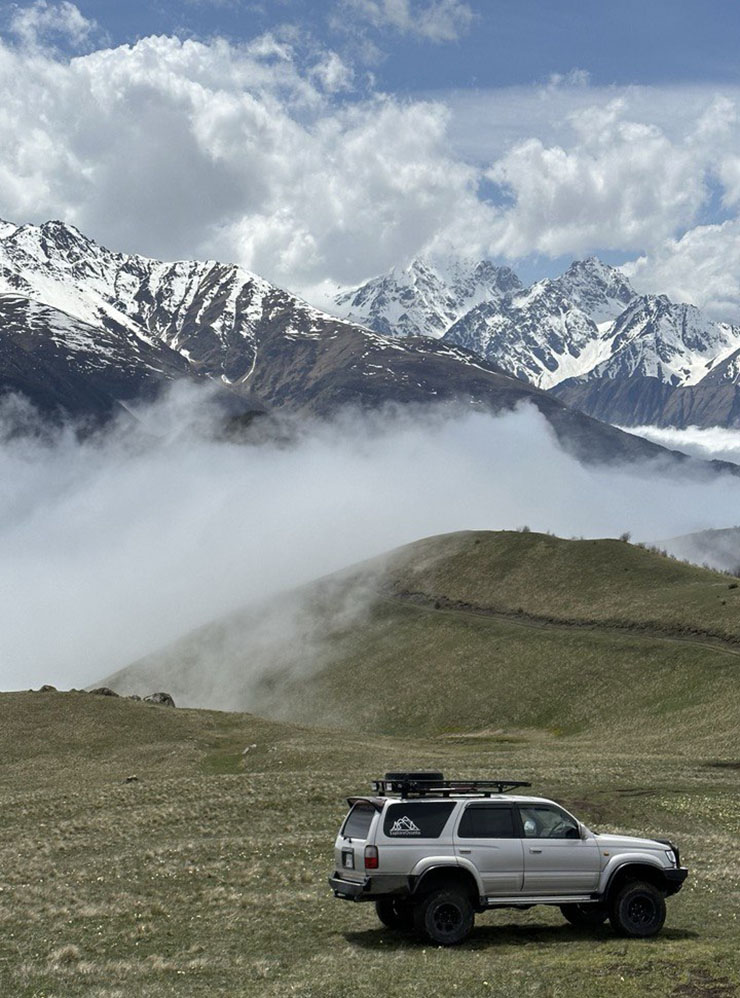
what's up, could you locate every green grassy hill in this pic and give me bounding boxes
[106,531,740,751]
[378,530,740,639]
[0,690,738,998]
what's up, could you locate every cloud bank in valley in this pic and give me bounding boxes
[624,423,740,466]
[3,388,740,694]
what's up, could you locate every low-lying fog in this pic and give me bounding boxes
[621,423,740,466]
[3,386,740,693]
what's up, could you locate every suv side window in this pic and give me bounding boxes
[518,805,579,839]
[458,805,516,838]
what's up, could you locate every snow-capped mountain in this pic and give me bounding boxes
[551,257,635,324]
[446,276,603,390]
[563,295,740,386]
[336,254,740,427]
[0,217,683,465]
[0,292,194,420]
[443,258,644,390]
[551,296,740,426]
[333,256,521,339]
[0,219,296,386]
[343,256,645,390]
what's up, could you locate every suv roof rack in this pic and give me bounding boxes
[372,772,532,799]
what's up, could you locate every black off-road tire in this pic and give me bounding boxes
[375,897,415,931]
[609,881,666,937]
[413,888,474,946]
[560,902,608,928]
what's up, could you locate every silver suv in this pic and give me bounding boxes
[328,773,688,945]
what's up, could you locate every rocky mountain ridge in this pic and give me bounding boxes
[333,256,522,340]
[334,256,740,427]
[0,216,695,467]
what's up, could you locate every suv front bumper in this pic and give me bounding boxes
[664,867,689,896]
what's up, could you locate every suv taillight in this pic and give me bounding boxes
[364,845,379,870]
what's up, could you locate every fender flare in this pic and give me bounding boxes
[410,859,484,902]
[601,856,671,898]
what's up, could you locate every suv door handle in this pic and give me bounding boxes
[529,848,543,854]
[459,849,472,854]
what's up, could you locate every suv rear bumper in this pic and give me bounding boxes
[328,873,410,901]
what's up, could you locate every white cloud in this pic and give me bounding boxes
[718,152,740,209]
[336,0,474,42]
[624,424,740,466]
[8,0,98,50]
[484,99,711,258]
[623,220,740,321]
[546,68,591,91]
[310,49,353,92]
[438,83,740,318]
[0,28,491,289]
[444,83,740,167]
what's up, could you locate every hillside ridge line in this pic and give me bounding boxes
[382,588,740,658]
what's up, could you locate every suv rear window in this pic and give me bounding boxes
[458,805,515,838]
[341,803,376,839]
[383,802,455,838]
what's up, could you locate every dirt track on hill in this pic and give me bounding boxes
[381,588,740,660]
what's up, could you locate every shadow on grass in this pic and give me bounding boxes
[344,923,699,950]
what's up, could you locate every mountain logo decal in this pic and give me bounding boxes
[389,815,421,835]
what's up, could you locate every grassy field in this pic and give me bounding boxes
[0,691,738,998]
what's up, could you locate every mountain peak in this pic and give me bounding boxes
[553,257,635,323]
[40,219,101,257]
[561,255,631,286]
[408,254,520,291]
[5,218,102,267]
[565,255,616,275]
[333,255,522,339]
[40,218,90,240]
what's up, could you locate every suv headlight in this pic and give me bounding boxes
[664,849,677,866]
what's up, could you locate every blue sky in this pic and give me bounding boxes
[46,0,740,90]
[2,0,740,315]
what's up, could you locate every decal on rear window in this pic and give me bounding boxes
[383,802,455,838]
[389,815,421,835]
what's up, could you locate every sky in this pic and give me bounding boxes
[2,1,740,315]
